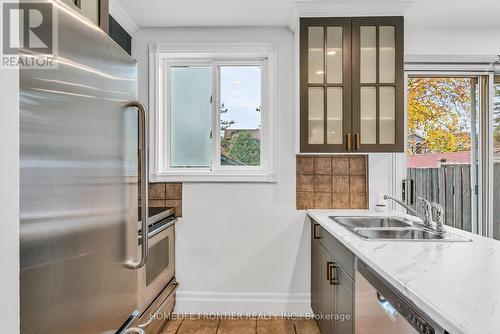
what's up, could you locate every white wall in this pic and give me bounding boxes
[0,69,19,331]
[134,27,311,314]
[406,25,500,56]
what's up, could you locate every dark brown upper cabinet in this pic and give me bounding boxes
[300,17,404,153]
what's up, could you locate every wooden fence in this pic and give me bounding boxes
[407,165,473,232]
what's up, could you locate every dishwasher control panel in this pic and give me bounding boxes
[396,301,435,334]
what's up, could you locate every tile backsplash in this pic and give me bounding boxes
[296,155,368,210]
[141,182,183,217]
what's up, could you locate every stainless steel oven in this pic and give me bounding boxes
[355,260,445,334]
[136,209,178,333]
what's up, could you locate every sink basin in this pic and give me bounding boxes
[354,228,445,240]
[329,216,471,242]
[331,216,412,229]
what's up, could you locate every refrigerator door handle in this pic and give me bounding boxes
[126,101,149,270]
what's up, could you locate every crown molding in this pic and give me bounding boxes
[288,0,415,32]
[109,0,139,34]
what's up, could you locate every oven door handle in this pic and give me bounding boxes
[126,101,149,270]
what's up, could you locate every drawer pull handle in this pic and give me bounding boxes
[313,224,321,239]
[327,262,339,285]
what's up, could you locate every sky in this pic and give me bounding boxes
[220,66,261,130]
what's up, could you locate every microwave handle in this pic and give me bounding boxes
[125,101,149,270]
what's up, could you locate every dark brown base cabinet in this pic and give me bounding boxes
[311,220,354,334]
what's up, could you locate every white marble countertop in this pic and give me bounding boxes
[307,209,500,334]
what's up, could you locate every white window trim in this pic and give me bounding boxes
[148,42,278,183]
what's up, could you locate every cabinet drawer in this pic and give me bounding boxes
[320,230,355,279]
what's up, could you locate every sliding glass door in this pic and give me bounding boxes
[407,76,481,232]
[493,76,500,239]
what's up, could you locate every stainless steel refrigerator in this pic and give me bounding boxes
[20,2,149,333]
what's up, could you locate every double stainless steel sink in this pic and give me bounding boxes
[329,216,471,242]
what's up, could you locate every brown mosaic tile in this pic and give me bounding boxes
[332,176,349,192]
[314,157,332,175]
[296,155,368,210]
[149,199,166,207]
[349,155,367,175]
[297,156,314,174]
[350,193,367,209]
[314,192,332,209]
[331,192,350,209]
[297,174,314,192]
[297,192,314,209]
[331,156,349,175]
[350,176,367,193]
[149,183,166,200]
[314,175,331,192]
[165,183,182,200]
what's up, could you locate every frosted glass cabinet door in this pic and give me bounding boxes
[360,87,376,144]
[308,87,324,144]
[360,27,376,84]
[327,27,343,84]
[309,27,324,84]
[379,26,396,84]
[352,17,403,152]
[379,87,395,144]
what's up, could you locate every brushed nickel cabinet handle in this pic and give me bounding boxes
[355,133,361,150]
[125,101,149,270]
[313,223,321,239]
[346,133,352,151]
[327,262,339,285]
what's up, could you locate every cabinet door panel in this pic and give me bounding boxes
[311,222,321,315]
[352,17,404,152]
[300,18,351,153]
[309,27,325,84]
[379,26,396,84]
[359,27,377,84]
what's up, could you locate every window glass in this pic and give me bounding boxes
[493,77,500,239]
[220,66,262,166]
[170,66,212,167]
[406,77,477,232]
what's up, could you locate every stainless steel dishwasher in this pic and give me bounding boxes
[355,260,445,334]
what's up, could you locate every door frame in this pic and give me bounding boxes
[404,68,495,237]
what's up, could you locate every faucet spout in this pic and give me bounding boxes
[383,194,428,225]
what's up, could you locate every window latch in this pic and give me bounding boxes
[209,95,213,103]
[209,130,213,139]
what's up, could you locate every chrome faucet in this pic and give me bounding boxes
[430,202,445,234]
[418,197,433,228]
[383,195,431,226]
[383,194,446,234]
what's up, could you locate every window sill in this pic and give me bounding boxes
[150,172,278,183]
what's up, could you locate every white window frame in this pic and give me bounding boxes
[148,42,278,182]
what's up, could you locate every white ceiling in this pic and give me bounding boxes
[118,0,500,29]
[119,0,293,28]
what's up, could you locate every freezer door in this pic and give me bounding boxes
[20,3,139,334]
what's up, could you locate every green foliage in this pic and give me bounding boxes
[494,84,500,142]
[227,131,260,165]
[408,78,472,153]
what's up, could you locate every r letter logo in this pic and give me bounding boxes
[1,1,57,68]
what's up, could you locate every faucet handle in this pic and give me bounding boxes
[417,197,432,226]
[417,196,431,206]
[431,202,445,233]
